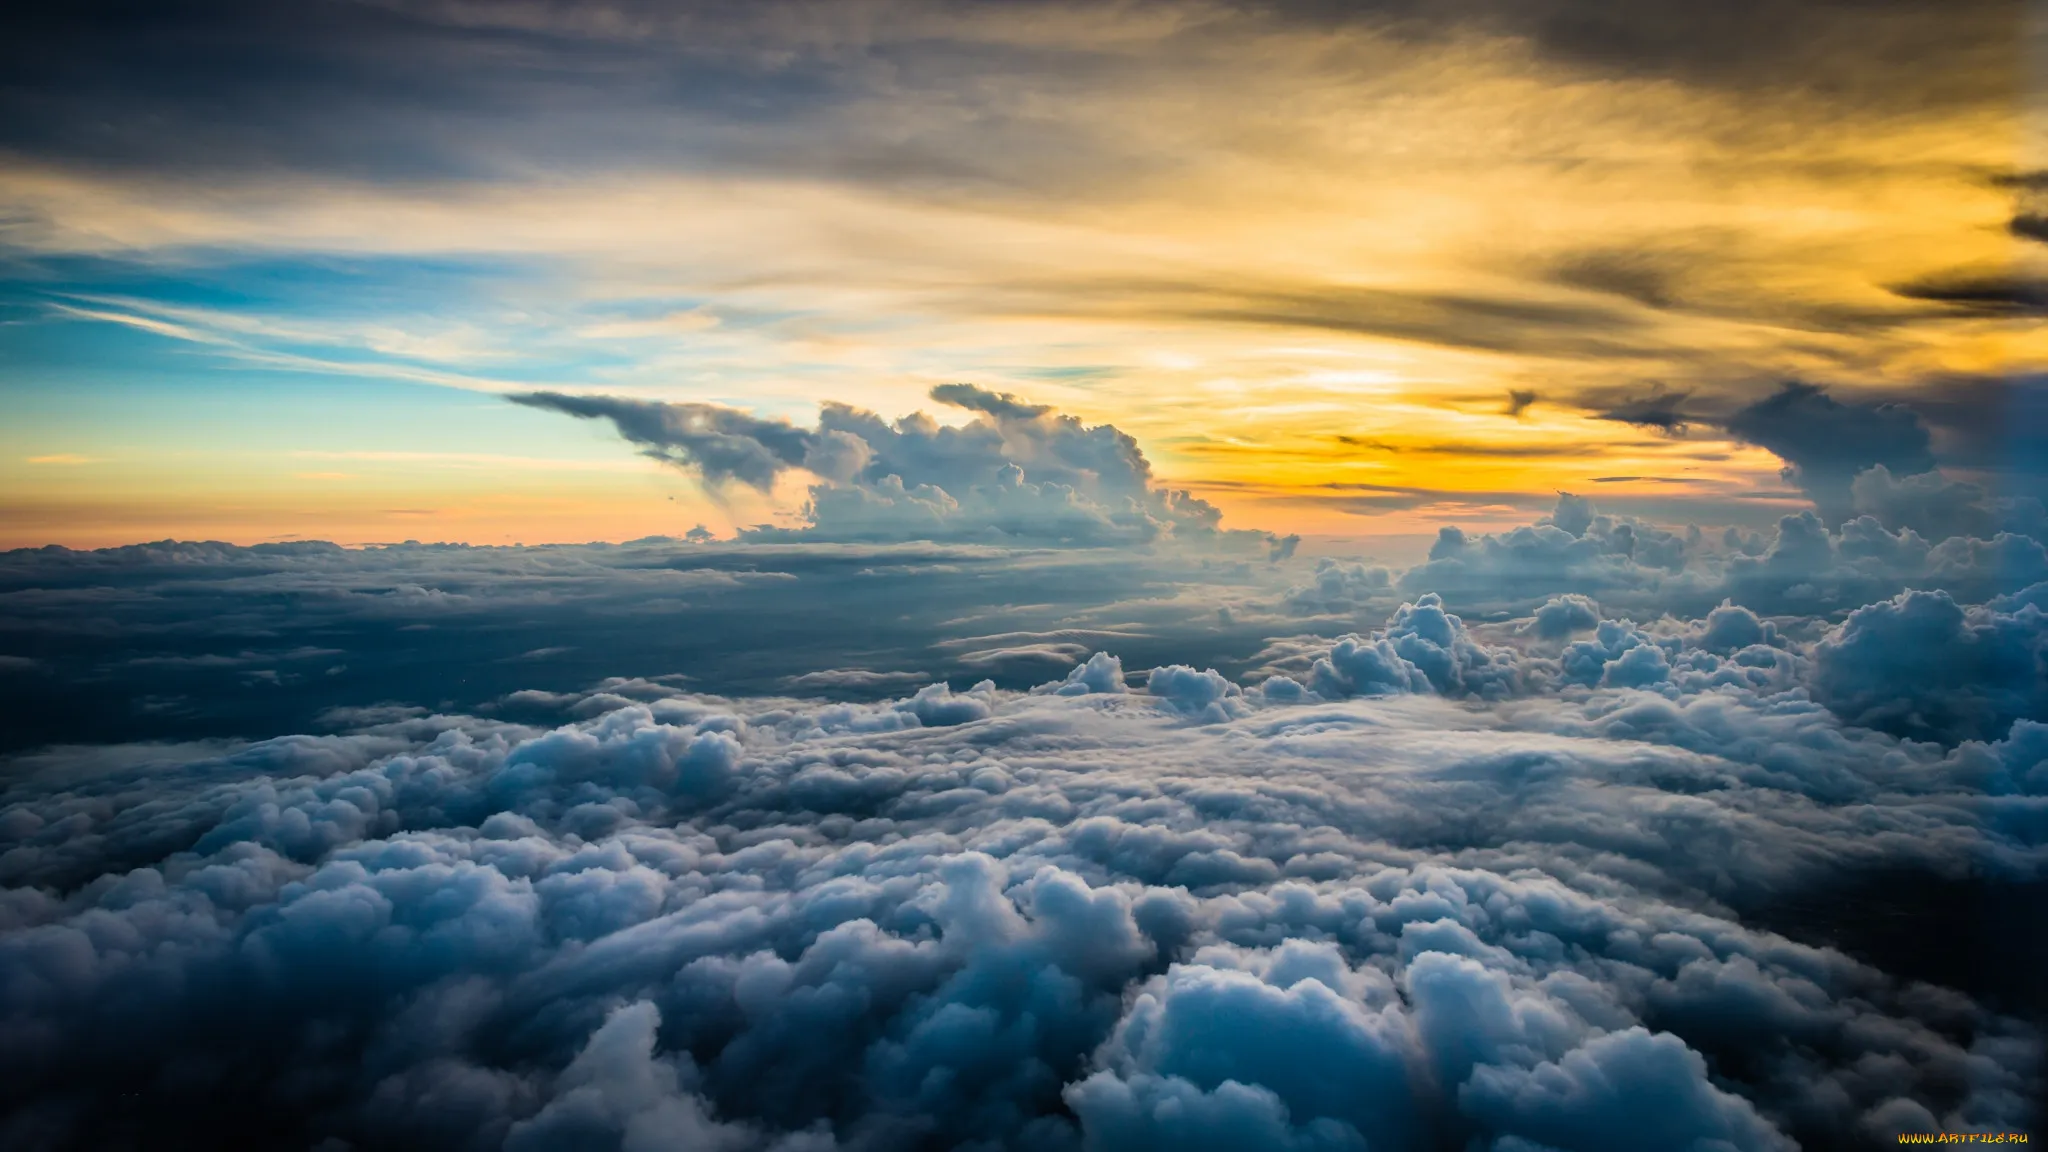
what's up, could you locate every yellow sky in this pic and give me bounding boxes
[0,2,2038,546]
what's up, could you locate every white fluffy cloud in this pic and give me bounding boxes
[2,603,2042,1148]
[6,411,2048,1149]
[516,386,1261,548]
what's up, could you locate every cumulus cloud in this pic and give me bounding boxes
[1392,496,1693,615]
[2,631,2041,1149]
[1526,594,1601,639]
[1851,464,2048,543]
[9,443,2048,1149]
[1812,589,2048,743]
[1349,485,2046,628]
[1283,559,1393,616]
[1724,384,1938,527]
[13,481,2048,753]
[517,386,1259,549]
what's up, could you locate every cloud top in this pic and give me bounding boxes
[516,386,1247,547]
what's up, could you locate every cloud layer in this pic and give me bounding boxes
[5,394,2047,1148]
[0,534,1297,755]
[3,610,2042,1149]
[4,521,2047,1148]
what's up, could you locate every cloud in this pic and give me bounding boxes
[502,1000,818,1152]
[1875,377,2048,494]
[1812,589,2048,743]
[1,0,2029,477]
[1284,559,1393,615]
[1145,664,1247,721]
[517,386,1255,548]
[784,669,933,691]
[5,0,2009,192]
[1393,496,1691,610]
[1,622,2041,1149]
[1110,275,1655,360]
[1586,387,1697,434]
[4,14,2043,1145]
[1548,248,1680,309]
[1851,464,2048,542]
[0,536,1296,755]
[1461,1027,1794,1152]
[1526,594,1600,639]
[1889,269,2048,316]
[1048,651,1130,696]
[928,383,1055,421]
[6,480,2042,756]
[1723,383,1936,526]
[510,392,848,490]
[5,466,2048,1147]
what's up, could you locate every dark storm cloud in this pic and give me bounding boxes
[0,0,2014,186]
[511,392,842,489]
[1880,376,2048,488]
[1247,0,2021,111]
[1850,465,2048,542]
[1571,380,1999,534]
[0,0,856,181]
[1889,269,2048,316]
[1584,385,1698,434]
[927,383,1054,421]
[1575,376,2034,507]
[1723,382,1937,526]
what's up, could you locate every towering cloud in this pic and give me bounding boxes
[1724,383,1939,527]
[516,386,1244,547]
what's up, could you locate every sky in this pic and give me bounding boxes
[3,0,2044,547]
[5,4,2048,1152]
